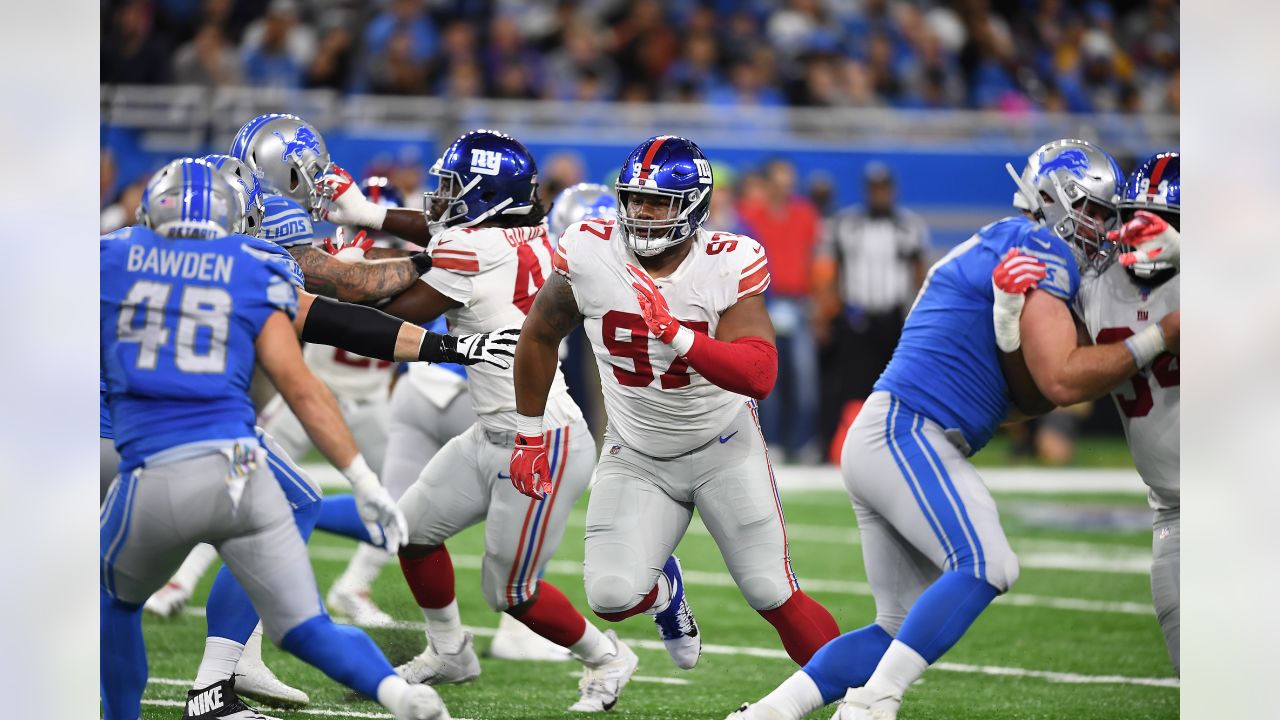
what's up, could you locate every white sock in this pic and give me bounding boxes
[642,574,675,616]
[758,670,825,719]
[192,637,245,690]
[173,543,220,590]
[569,624,615,667]
[865,640,929,696]
[422,599,464,654]
[336,544,391,591]
[375,673,410,713]
[239,624,265,668]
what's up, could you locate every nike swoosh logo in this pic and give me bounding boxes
[603,699,618,711]
[719,431,738,444]
[1030,237,1052,250]
[498,472,511,480]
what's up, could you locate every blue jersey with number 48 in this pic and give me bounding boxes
[100,226,303,472]
[874,216,1081,454]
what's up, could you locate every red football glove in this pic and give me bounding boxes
[1109,210,1180,269]
[993,248,1048,294]
[509,433,552,500]
[318,164,356,205]
[626,264,681,344]
[321,227,374,263]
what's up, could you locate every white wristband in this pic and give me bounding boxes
[357,202,388,231]
[515,413,544,438]
[670,325,696,356]
[1123,324,1166,369]
[340,453,378,490]
[992,295,1024,353]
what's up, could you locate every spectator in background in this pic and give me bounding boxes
[241,0,314,88]
[369,27,429,95]
[814,162,927,447]
[540,151,586,205]
[611,0,679,89]
[359,0,437,92]
[483,14,543,97]
[305,11,357,90]
[102,0,171,84]
[101,149,118,210]
[172,23,244,86]
[101,177,147,234]
[544,20,620,100]
[737,158,823,463]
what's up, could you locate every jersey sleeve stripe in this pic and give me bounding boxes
[431,248,478,258]
[741,255,767,277]
[738,267,771,298]
[551,245,570,277]
[431,256,481,273]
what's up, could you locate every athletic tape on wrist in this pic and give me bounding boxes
[1123,323,1166,368]
[670,325,695,355]
[515,413,544,439]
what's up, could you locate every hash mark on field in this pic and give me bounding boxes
[569,671,690,686]
[303,546,1155,615]
[174,611,1176,689]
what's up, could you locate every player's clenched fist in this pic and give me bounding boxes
[316,163,388,229]
[1110,209,1180,269]
[991,249,1047,353]
[627,264,684,346]
[510,432,553,500]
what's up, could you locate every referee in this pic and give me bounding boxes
[814,162,928,443]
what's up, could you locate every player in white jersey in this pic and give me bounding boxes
[316,129,639,712]
[511,135,840,672]
[998,151,1182,673]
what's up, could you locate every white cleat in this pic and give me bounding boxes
[235,634,310,708]
[396,632,481,685]
[327,584,394,627]
[489,612,573,661]
[145,581,193,618]
[833,687,901,720]
[391,683,452,720]
[568,630,638,712]
[725,702,788,719]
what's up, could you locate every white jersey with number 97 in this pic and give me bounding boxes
[420,222,581,433]
[1076,262,1180,510]
[553,220,771,458]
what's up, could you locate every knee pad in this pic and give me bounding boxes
[739,574,794,612]
[983,551,1020,593]
[585,573,646,615]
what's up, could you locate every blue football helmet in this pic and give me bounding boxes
[137,158,245,239]
[549,183,618,239]
[616,135,713,256]
[361,175,406,209]
[201,154,265,237]
[1118,151,1179,278]
[424,129,539,235]
[1008,138,1124,271]
[229,113,332,219]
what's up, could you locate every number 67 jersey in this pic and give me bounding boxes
[1076,262,1180,510]
[553,219,771,458]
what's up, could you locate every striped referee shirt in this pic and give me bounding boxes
[817,206,929,313]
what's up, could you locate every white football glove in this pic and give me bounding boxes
[316,164,388,229]
[341,455,408,554]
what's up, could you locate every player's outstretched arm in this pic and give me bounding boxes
[256,310,408,550]
[1020,290,1177,406]
[515,273,583,418]
[288,244,424,303]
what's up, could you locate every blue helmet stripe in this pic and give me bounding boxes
[180,161,191,222]
[230,114,279,161]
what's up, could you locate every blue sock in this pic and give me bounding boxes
[206,499,322,643]
[315,494,381,545]
[280,614,395,698]
[895,571,1000,664]
[101,589,147,720]
[802,623,894,703]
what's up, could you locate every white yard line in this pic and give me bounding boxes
[141,697,413,719]
[567,671,690,686]
[301,546,1154,615]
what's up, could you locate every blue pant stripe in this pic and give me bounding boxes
[509,425,560,599]
[266,448,321,506]
[897,410,977,575]
[914,419,986,580]
[884,398,954,568]
[101,470,139,597]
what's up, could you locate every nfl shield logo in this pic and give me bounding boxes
[609,445,621,455]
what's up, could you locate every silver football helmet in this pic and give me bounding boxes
[136,158,245,239]
[202,154,265,237]
[548,182,618,239]
[1007,139,1124,271]
[229,113,331,219]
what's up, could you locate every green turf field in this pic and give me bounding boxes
[136,482,1176,720]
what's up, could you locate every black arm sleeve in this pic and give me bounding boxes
[300,295,405,361]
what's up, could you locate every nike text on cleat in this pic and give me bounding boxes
[327,584,394,627]
[833,687,902,720]
[396,632,481,685]
[145,581,192,618]
[181,677,279,720]
[568,630,638,712]
[653,555,701,670]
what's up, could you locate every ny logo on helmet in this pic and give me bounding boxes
[1037,149,1090,180]
[470,149,503,176]
[273,127,322,164]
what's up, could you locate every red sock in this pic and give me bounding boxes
[398,543,456,609]
[508,581,588,647]
[759,591,840,665]
[593,584,659,623]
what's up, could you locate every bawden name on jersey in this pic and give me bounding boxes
[124,244,236,284]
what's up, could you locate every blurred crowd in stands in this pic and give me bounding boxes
[102,0,1179,115]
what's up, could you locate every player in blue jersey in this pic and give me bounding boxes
[100,159,451,720]
[727,139,1169,720]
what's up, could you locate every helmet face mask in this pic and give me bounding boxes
[420,129,539,235]
[138,158,244,240]
[230,114,332,220]
[616,135,713,257]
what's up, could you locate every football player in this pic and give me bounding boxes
[995,152,1181,672]
[510,135,840,674]
[100,159,449,720]
[727,139,1177,720]
[315,130,640,711]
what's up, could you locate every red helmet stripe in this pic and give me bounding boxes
[1146,155,1171,197]
[636,136,672,182]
